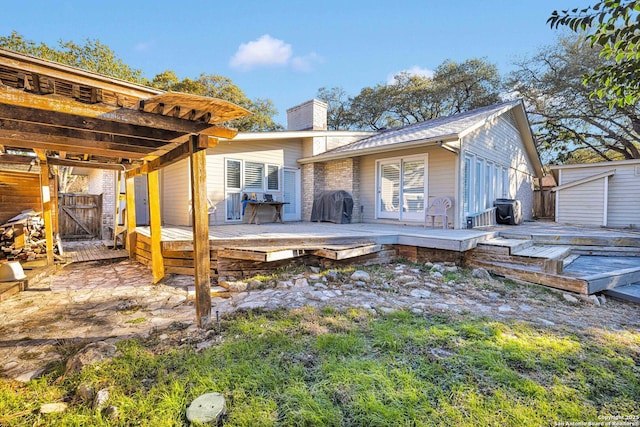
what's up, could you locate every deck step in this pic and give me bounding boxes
[603,283,640,303]
[562,254,581,269]
[512,245,572,259]
[0,280,25,301]
[465,259,589,294]
[477,238,533,254]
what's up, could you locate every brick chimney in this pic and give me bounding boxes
[286,99,328,130]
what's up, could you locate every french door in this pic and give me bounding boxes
[377,156,427,221]
[282,168,301,221]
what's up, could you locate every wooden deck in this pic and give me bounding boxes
[131,221,640,299]
[62,240,129,263]
[135,222,494,252]
[133,222,494,279]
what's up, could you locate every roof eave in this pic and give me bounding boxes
[297,134,460,164]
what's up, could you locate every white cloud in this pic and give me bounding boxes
[229,34,322,72]
[387,66,435,84]
[291,52,323,72]
[134,40,155,52]
[229,34,292,71]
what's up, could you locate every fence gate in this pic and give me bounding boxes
[58,193,102,240]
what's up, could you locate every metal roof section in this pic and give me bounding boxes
[298,100,532,165]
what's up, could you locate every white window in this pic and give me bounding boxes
[244,162,264,190]
[464,154,510,216]
[267,164,280,191]
[224,158,282,222]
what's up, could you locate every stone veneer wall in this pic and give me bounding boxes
[302,158,361,223]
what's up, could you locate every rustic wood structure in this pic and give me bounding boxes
[0,48,250,327]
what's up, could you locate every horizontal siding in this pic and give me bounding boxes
[360,146,456,223]
[556,179,604,226]
[560,164,640,228]
[206,139,303,223]
[462,114,536,223]
[161,158,190,226]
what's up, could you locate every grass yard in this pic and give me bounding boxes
[1,307,638,426]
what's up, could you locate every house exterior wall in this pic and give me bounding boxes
[160,158,189,226]
[555,162,640,228]
[359,146,457,225]
[206,138,303,225]
[556,174,606,227]
[460,113,536,227]
[87,169,115,239]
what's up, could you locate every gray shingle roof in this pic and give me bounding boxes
[318,100,521,156]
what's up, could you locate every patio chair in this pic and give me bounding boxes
[425,197,452,229]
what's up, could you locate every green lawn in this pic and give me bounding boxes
[1,307,638,426]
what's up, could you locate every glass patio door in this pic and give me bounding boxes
[282,168,300,221]
[377,156,426,221]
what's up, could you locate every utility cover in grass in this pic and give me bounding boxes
[186,393,226,424]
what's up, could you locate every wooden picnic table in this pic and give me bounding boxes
[246,201,289,225]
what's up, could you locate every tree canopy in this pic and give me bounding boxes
[0,31,281,131]
[549,1,640,106]
[318,58,502,131]
[508,34,640,163]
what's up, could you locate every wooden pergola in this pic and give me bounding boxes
[0,48,251,327]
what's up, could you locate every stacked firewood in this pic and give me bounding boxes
[0,210,53,261]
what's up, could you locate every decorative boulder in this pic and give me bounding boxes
[186,392,226,424]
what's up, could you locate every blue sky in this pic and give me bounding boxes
[2,1,590,126]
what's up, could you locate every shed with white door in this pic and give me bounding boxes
[550,159,640,228]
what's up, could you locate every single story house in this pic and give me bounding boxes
[550,159,640,228]
[158,99,543,229]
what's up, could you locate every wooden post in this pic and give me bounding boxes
[125,175,137,260]
[38,157,55,265]
[148,169,164,283]
[190,134,211,328]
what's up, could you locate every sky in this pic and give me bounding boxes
[1,0,592,126]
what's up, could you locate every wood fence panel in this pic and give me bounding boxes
[534,190,555,220]
[58,193,102,239]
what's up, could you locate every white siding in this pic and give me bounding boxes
[359,146,456,223]
[161,158,190,226]
[556,178,605,226]
[557,163,640,228]
[206,138,303,223]
[461,115,536,225]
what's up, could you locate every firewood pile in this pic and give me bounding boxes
[0,210,56,261]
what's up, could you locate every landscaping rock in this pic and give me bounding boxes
[472,268,491,280]
[409,289,432,299]
[431,264,445,273]
[326,270,339,282]
[276,280,293,289]
[350,270,371,282]
[431,271,443,279]
[562,293,579,304]
[222,281,248,292]
[310,266,320,273]
[294,278,309,287]
[598,294,607,305]
[397,275,416,284]
[65,341,118,376]
[40,402,68,414]
[93,388,110,410]
[498,304,514,313]
[186,392,226,424]
[249,279,263,289]
[103,405,119,421]
[75,382,94,403]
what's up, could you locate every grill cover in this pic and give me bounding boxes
[311,191,354,224]
[494,198,522,225]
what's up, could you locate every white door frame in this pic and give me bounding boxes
[283,168,301,221]
[376,154,428,222]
